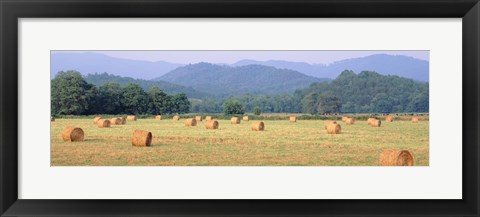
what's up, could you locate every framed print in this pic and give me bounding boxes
[1,0,479,216]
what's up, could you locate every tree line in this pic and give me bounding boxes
[51,71,190,116]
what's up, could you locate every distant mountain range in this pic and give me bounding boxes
[51,52,429,82]
[51,52,183,80]
[155,63,329,97]
[233,54,429,82]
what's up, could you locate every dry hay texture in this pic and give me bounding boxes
[326,123,341,134]
[412,117,419,123]
[205,120,219,129]
[251,121,265,131]
[97,119,111,128]
[132,129,152,147]
[385,116,394,122]
[93,117,102,124]
[173,115,180,121]
[195,116,202,122]
[370,119,381,127]
[379,149,415,166]
[205,116,213,121]
[121,117,127,125]
[324,120,337,129]
[127,116,137,121]
[110,117,122,125]
[231,117,241,124]
[243,116,249,121]
[185,118,197,127]
[61,126,84,142]
[341,116,348,122]
[289,116,296,123]
[345,118,355,125]
[155,115,162,120]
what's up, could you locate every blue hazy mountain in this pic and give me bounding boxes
[155,63,329,97]
[51,52,183,79]
[233,54,429,82]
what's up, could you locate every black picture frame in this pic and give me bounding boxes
[1,0,479,216]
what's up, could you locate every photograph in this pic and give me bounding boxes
[50,50,429,166]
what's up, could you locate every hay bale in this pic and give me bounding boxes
[371,119,381,127]
[367,118,376,125]
[93,117,102,124]
[341,116,348,122]
[62,126,84,142]
[324,120,337,129]
[289,116,296,123]
[326,123,341,134]
[155,115,162,120]
[51,117,55,122]
[379,149,415,166]
[185,118,197,126]
[243,116,249,121]
[195,116,202,122]
[205,120,219,129]
[120,117,126,125]
[231,117,241,124]
[385,116,394,122]
[132,129,152,147]
[173,115,180,121]
[205,116,213,121]
[251,121,264,131]
[110,117,122,125]
[412,117,419,123]
[127,116,137,121]
[97,119,111,128]
[345,118,355,125]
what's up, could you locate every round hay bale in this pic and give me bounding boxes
[93,117,102,124]
[132,129,152,147]
[120,117,126,125]
[341,116,348,122]
[231,117,241,124]
[371,119,381,127]
[289,116,296,123]
[185,118,197,126]
[243,116,249,121]
[412,117,419,123]
[62,126,84,142]
[173,115,180,121]
[251,121,265,131]
[97,119,111,128]
[155,115,162,120]
[379,149,415,166]
[345,118,355,125]
[195,116,202,122]
[324,120,337,129]
[51,117,55,122]
[385,116,394,122]
[205,120,219,129]
[367,118,376,125]
[127,116,137,121]
[110,117,122,125]
[205,116,213,121]
[326,123,341,134]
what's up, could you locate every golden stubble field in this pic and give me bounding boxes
[51,118,429,166]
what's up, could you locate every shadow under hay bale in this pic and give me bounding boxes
[289,116,296,123]
[155,115,162,120]
[370,119,381,127]
[132,129,152,147]
[379,149,415,166]
[110,117,122,125]
[195,116,202,122]
[173,115,180,121]
[185,118,197,126]
[93,117,102,124]
[62,126,84,142]
[243,116,249,121]
[206,120,219,129]
[127,116,137,121]
[97,119,111,128]
[326,123,341,134]
[251,121,265,131]
[324,120,337,129]
[231,117,241,124]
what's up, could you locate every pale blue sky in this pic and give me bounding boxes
[52,50,429,65]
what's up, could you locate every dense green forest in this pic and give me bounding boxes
[51,71,190,115]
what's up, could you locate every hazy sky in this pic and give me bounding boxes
[52,50,429,64]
